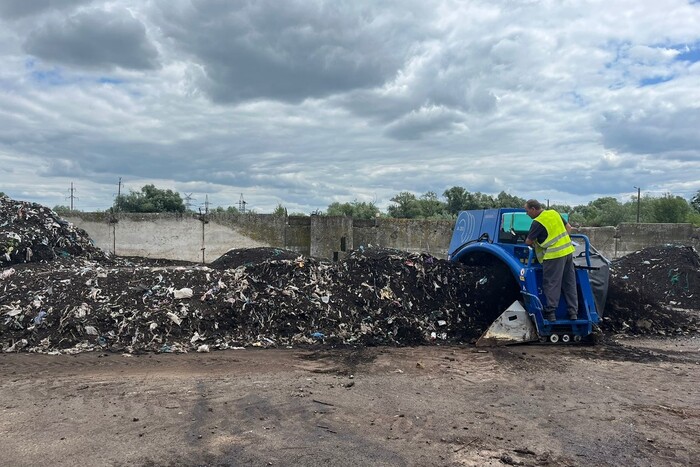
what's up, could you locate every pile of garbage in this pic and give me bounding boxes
[209,247,299,269]
[1,195,698,353]
[0,245,521,353]
[0,195,105,265]
[604,245,699,335]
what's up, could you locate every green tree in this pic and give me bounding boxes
[690,190,700,213]
[549,203,572,214]
[442,187,497,213]
[494,191,526,209]
[387,192,422,218]
[570,197,627,226]
[272,204,287,216]
[466,191,496,210]
[443,186,470,215]
[212,206,239,214]
[115,184,186,213]
[623,193,654,223]
[687,211,700,226]
[650,193,691,223]
[326,200,380,219]
[53,205,72,215]
[417,191,448,218]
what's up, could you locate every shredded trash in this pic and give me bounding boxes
[604,245,700,335]
[0,195,698,353]
[0,196,105,265]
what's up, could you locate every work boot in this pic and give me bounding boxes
[568,312,578,320]
[546,313,556,322]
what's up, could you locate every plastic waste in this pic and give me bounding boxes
[0,268,15,280]
[33,311,47,325]
[173,288,193,299]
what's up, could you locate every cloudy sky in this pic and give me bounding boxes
[1,0,698,213]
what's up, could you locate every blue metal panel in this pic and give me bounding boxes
[448,210,486,258]
[450,241,527,281]
[448,209,508,259]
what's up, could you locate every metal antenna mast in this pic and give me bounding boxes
[66,182,78,211]
[184,193,195,211]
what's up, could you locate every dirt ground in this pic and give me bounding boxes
[3,196,699,466]
[1,338,698,467]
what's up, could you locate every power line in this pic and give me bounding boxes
[184,193,196,211]
[66,182,78,210]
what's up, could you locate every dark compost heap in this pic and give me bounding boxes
[1,195,698,353]
[604,245,699,336]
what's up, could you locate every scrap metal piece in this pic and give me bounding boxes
[476,301,538,347]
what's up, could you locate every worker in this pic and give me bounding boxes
[523,199,578,322]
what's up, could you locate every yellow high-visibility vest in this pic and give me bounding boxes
[533,210,575,262]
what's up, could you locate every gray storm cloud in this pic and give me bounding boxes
[154,0,434,103]
[24,8,159,70]
[0,0,93,19]
[0,0,698,212]
[599,108,700,155]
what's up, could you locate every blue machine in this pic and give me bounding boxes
[448,209,608,345]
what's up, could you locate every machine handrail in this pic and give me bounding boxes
[525,234,592,268]
[570,234,591,267]
[526,246,535,267]
[521,290,544,312]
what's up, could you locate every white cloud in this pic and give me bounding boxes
[0,0,698,213]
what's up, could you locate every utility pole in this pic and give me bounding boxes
[116,177,122,211]
[238,193,247,213]
[634,186,641,223]
[204,194,209,214]
[110,177,122,256]
[184,193,195,211]
[545,199,550,209]
[198,207,209,264]
[67,182,78,210]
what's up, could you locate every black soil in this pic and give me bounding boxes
[603,245,699,336]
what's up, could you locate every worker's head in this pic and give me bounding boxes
[524,199,542,218]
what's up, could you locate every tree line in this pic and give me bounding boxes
[47,185,700,227]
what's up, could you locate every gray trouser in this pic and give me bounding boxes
[542,254,578,316]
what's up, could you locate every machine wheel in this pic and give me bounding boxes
[549,334,559,343]
[573,335,582,343]
[539,336,548,343]
[561,334,571,343]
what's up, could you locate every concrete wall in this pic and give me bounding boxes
[67,212,700,263]
[354,218,453,258]
[615,223,699,257]
[579,223,700,259]
[578,227,617,259]
[285,216,312,256]
[311,215,352,261]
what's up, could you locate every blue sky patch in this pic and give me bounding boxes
[98,77,124,85]
[30,68,67,85]
[675,43,700,63]
[639,75,673,87]
[566,91,587,107]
